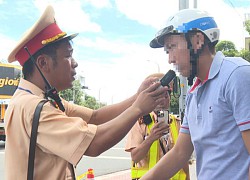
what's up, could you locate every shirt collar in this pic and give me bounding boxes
[208,51,224,80]
[18,78,45,98]
[189,51,224,93]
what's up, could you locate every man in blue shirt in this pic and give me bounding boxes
[141,8,250,180]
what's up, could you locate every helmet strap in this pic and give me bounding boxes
[184,33,204,86]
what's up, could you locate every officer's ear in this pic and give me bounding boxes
[36,54,51,73]
[190,32,205,53]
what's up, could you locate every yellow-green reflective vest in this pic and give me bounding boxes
[131,114,187,180]
[169,114,186,180]
[131,113,159,179]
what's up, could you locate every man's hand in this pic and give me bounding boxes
[137,77,159,96]
[132,81,169,117]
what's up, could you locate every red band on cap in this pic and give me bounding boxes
[16,23,64,66]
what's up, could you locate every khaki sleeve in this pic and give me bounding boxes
[125,122,145,152]
[63,99,93,123]
[35,103,97,166]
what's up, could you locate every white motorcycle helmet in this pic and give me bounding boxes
[150,9,220,85]
[150,8,220,48]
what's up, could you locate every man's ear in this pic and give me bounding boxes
[191,32,205,53]
[36,55,50,72]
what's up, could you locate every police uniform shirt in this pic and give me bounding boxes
[4,78,97,180]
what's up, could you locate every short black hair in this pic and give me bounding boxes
[22,39,69,79]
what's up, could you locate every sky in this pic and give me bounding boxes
[0,0,250,104]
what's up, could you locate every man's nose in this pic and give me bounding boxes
[168,52,174,64]
[71,58,78,68]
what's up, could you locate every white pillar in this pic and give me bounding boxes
[178,0,189,122]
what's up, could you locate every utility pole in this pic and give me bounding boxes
[179,0,189,10]
[193,0,197,8]
[98,87,102,108]
[178,0,189,122]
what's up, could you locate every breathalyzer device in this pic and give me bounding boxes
[160,70,176,87]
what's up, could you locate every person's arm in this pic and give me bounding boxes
[226,67,250,155]
[176,117,190,180]
[89,77,160,125]
[183,162,190,180]
[242,130,250,154]
[242,129,250,179]
[131,121,169,163]
[140,133,194,180]
[89,95,136,125]
[85,81,169,156]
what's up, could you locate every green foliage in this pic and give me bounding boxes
[169,93,179,114]
[215,40,238,57]
[244,20,250,35]
[60,80,84,105]
[222,50,238,57]
[82,94,106,109]
[60,79,106,109]
[216,40,236,51]
[82,94,98,109]
[215,40,250,61]
[237,49,250,62]
[169,77,180,114]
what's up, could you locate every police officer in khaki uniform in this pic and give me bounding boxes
[4,5,168,180]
